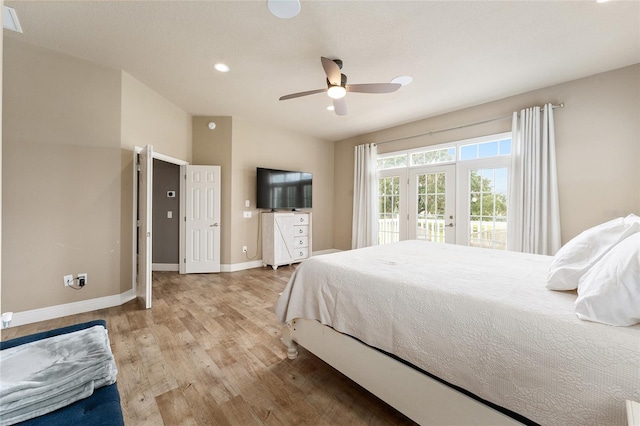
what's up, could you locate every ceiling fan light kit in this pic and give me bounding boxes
[279,57,402,115]
[327,86,347,99]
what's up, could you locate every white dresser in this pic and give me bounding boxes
[262,212,312,270]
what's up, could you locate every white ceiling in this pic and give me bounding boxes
[5,1,640,141]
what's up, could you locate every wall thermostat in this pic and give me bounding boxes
[167,191,176,198]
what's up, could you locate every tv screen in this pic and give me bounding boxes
[256,167,312,210]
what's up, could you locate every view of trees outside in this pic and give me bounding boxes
[376,138,510,248]
[416,172,446,242]
[469,168,508,249]
[378,175,401,244]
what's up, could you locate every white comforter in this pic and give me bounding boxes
[276,240,640,426]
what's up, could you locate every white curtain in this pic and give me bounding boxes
[507,104,562,255]
[352,143,379,249]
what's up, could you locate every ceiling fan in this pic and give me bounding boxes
[279,57,402,116]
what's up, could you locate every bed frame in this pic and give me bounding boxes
[282,319,523,426]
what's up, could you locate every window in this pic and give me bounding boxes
[378,174,403,244]
[377,133,511,249]
[411,147,456,166]
[468,168,508,249]
[377,154,407,170]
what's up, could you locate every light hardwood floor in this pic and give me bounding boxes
[1,266,415,425]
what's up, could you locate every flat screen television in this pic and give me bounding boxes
[256,167,312,210]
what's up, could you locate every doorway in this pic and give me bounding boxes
[133,146,221,309]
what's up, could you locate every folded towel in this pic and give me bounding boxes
[0,325,117,425]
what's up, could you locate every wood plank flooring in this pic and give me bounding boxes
[1,266,416,425]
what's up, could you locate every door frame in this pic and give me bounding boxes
[132,146,188,307]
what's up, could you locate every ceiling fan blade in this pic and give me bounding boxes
[333,98,347,116]
[279,88,326,101]
[321,57,342,86]
[347,83,402,94]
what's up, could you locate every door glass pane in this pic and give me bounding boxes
[378,176,401,244]
[416,172,446,243]
[468,168,508,249]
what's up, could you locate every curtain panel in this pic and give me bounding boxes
[507,104,561,255]
[352,143,378,249]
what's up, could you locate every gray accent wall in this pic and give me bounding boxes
[152,159,180,264]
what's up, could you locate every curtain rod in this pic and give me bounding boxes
[374,102,564,146]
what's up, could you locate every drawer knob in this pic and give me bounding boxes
[300,252,304,256]
[299,229,303,233]
[299,241,303,245]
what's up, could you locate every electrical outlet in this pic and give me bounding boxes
[77,273,88,287]
[242,246,247,253]
[63,274,73,287]
[243,211,252,218]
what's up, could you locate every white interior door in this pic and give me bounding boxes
[181,165,221,273]
[408,165,456,244]
[137,145,153,309]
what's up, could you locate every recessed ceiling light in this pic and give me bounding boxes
[391,75,413,86]
[596,0,609,3]
[2,6,23,33]
[213,63,230,73]
[208,122,216,130]
[267,0,301,19]
[327,105,335,111]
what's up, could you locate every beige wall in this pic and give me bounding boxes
[192,116,233,264]
[193,116,334,266]
[2,38,123,312]
[334,64,640,251]
[231,117,334,264]
[1,2,4,316]
[197,116,336,266]
[2,39,193,313]
[120,71,192,162]
[119,72,192,291]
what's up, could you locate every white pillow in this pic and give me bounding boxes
[546,214,640,290]
[574,233,640,326]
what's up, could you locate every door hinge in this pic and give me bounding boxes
[184,217,187,222]
[184,258,186,263]
[136,220,141,227]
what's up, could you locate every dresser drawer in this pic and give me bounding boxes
[294,247,309,260]
[294,225,309,237]
[294,236,309,248]
[294,214,310,225]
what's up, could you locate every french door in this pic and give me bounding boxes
[408,166,455,243]
[377,163,508,247]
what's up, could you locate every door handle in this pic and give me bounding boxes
[210,223,219,227]
[445,223,454,227]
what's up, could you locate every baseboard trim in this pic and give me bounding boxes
[4,251,343,328]
[221,260,264,272]
[312,249,342,256]
[152,263,179,271]
[4,289,137,329]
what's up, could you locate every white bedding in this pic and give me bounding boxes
[276,240,640,426]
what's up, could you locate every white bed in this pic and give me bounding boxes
[275,240,640,425]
